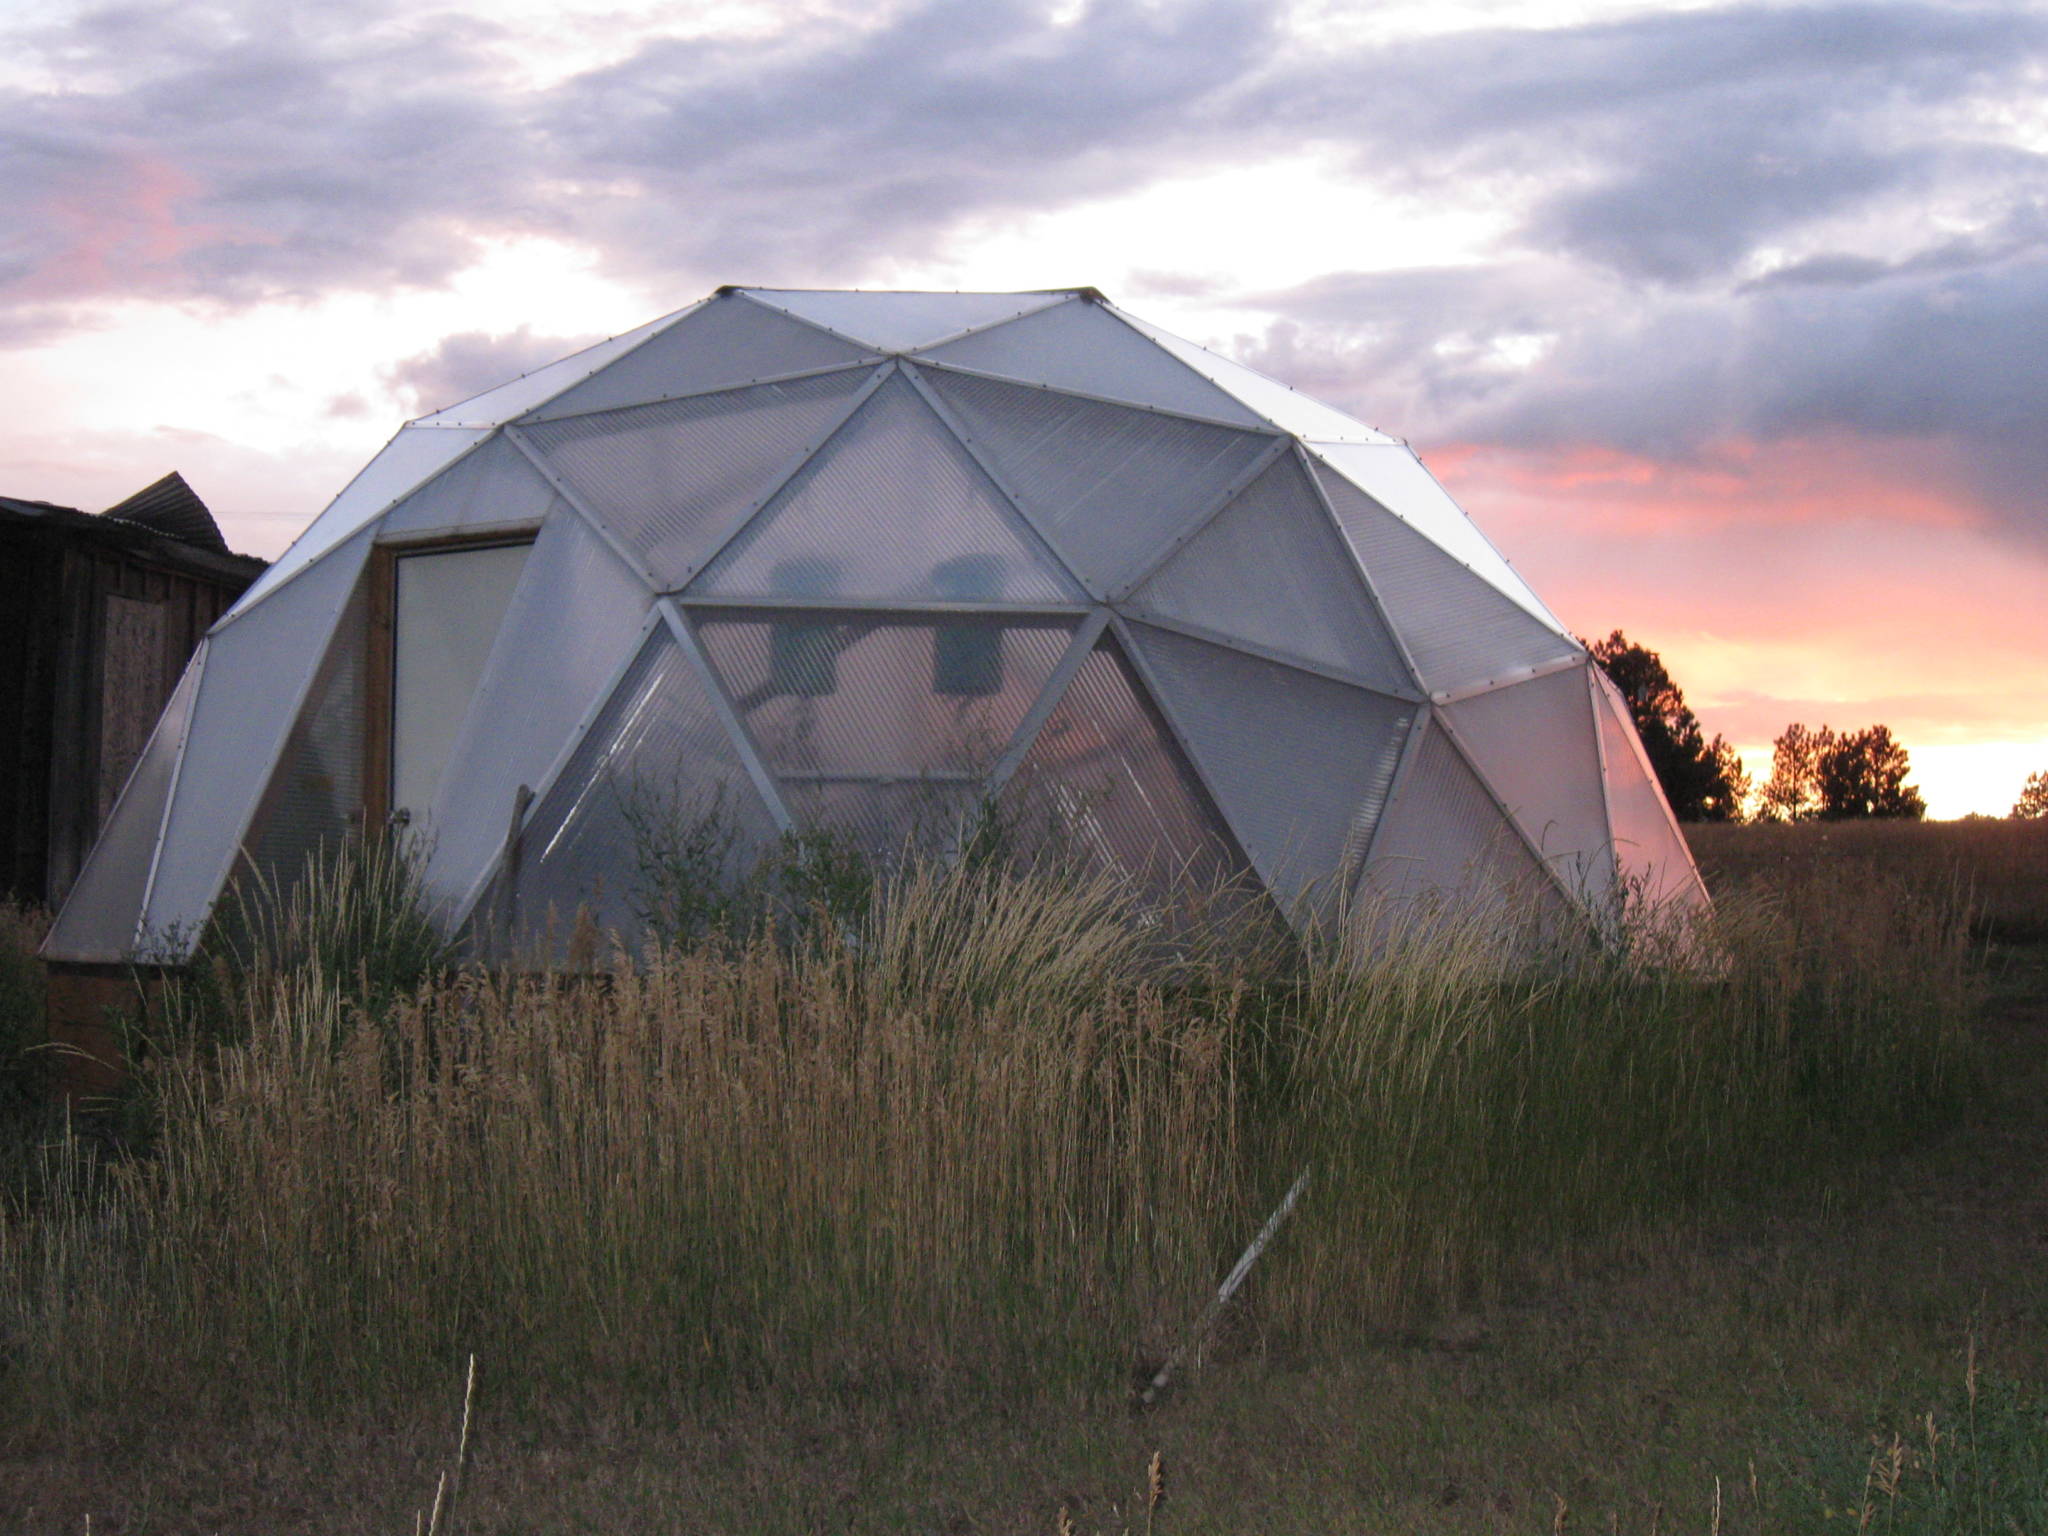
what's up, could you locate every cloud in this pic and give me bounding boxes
[381,326,601,416]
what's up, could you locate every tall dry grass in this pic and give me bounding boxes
[0,838,1983,1418]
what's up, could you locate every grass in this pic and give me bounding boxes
[2,820,2039,1531]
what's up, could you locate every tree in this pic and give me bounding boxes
[1583,631,1750,821]
[1760,722,1831,822]
[2013,771,2048,820]
[1761,721,1926,821]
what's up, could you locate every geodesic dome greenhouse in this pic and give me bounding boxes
[44,286,1707,966]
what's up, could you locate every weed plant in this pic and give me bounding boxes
[0,833,1982,1423]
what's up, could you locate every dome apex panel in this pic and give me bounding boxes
[738,289,1072,352]
[920,368,1275,595]
[524,293,874,421]
[516,368,881,589]
[688,373,1082,605]
[916,298,1265,426]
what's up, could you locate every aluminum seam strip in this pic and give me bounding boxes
[657,597,797,836]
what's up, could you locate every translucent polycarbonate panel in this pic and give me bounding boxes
[391,542,533,822]
[917,299,1263,425]
[231,427,492,617]
[506,629,779,958]
[996,641,1247,901]
[1308,441,1563,629]
[42,651,202,962]
[742,289,1069,352]
[377,434,562,539]
[1359,721,1550,904]
[528,293,872,420]
[779,779,983,867]
[1311,462,1580,697]
[242,582,368,902]
[413,304,697,427]
[1107,306,1396,445]
[690,374,1081,604]
[1443,664,1613,905]
[143,529,375,951]
[922,369,1273,594]
[1126,455,1410,692]
[517,369,877,588]
[1593,673,1709,910]
[1125,622,1414,914]
[694,613,1076,778]
[418,516,657,914]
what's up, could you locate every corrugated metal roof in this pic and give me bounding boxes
[102,471,229,553]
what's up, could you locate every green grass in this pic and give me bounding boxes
[0,823,2030,1531]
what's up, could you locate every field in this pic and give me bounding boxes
[4,819,2047,1533]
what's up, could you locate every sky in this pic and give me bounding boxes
[4,0,2045,817]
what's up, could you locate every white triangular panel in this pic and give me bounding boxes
[1592,671,1710,911]
[141,528,376,955]
[417,514,658,916]
[413,305,698,427]
[517,369,879,588]
[1443,665,1613,905]
[1308,442,1563,631]
[1359,720,1555,907]
[1127,455,1411,693]
[741,290,1070,352]
[1311,461,1579,696]
[918,299,1263,425]
[690,374,1081,604]
[526,293,872,420]
[1108,306,1395,445]
[378,434,562,540]
[42,650,205,962]
[228,426,491,619]
[1126,621,1414,913]
[922,369,1272,595]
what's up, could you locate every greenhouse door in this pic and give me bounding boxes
[371,537,532,831]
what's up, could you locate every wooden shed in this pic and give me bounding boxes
[1,472,266,912]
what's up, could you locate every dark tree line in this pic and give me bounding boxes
[1585,632,1927,823]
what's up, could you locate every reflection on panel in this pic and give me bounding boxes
[693,612,1075,780]
[1593,672,1709,911]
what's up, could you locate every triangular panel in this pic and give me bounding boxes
[1126,455,1411,692]
[1308,441,1563,630]
[502,626,782,959]
[141,527,376,953]
[995,638,1249,902]
[526,293,873,420]
[692,612,1077,780]
[229,426,491,618]
[378,433,563,539]
[1592,672,1709,911]
[413,304,699,427]
[517,368,879,589]
[917,299,1263,425]
[1125,621,1415,913]
[921,369,1273,595]
[1311,462,1579,696]
[1108,305,1396,445]
[690,374,1081,604]
[41,650,205,962]
[778,779,985,867]
[1359,719,1558,909]
[741,289,1069,352]
[1442,665,1614,905]
[417,514,658,915]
